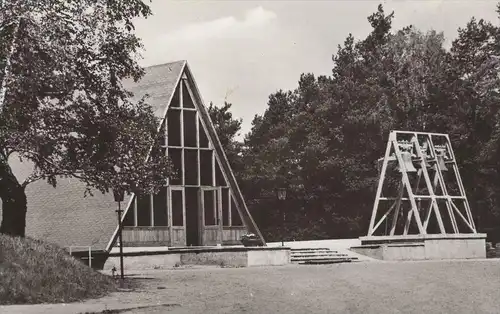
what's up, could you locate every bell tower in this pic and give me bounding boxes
[368,130,476,236]
[351,131,486,261]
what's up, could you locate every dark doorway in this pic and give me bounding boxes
[185,187,200,246]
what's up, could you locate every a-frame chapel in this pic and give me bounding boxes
[3,60,265,254]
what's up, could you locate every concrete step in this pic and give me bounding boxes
[300,258,355,265]
[292,250,337,255]
[292,248,331,251]
[291,248,337,253]
[291,251,342,256]
[290,247,359,264]
[291,254,349,260]
[292,254,353,260]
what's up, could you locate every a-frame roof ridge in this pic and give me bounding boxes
[143,60,187,70]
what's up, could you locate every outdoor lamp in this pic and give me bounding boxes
[277,188,287,201]
[113,165,126,283]
[276,188,287,246]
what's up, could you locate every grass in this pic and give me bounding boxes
[0,234,117,305]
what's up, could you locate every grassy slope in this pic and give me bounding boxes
[0,234,116,305]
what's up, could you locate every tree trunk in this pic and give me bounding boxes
[0,159,27,237]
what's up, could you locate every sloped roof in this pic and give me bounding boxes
[1,61,186,252]
[123,60,186,119]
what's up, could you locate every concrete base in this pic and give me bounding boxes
[350,234,487,261]
[103,246,290,271]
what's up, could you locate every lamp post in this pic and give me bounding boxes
[276,188,287,247]
[113,186,125,282]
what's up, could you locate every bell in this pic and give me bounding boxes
[432,147,448,172]
[414,142,430,168]
[432,154,448,171]
[396,151,417,173]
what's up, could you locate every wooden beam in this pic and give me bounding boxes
[200,188,205,245]
[133,196,138,227]
[422,199,434,231]
[380,195,465,200]
[390,183,404,236]
[167,187,173,246]
[392,135,425,234]
[430,171,446,233]
[228,189,232,226]
[368,135,393,236]
[217,188,223,244]
[212,148,216,186]
[445,135,476,231]
[428,135,458,233]
[411,136,446,234]
[150,194,154,227]
[450,201,475,232]
[182,189,187,234]
[403,208,413,235]
[196,111,200,186]
[372,201,397,235]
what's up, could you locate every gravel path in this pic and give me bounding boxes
[3,259,500,313]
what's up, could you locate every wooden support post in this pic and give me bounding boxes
[167,187,173,247]
[403,209,413,235]
[372,202,397,234]
[133,196,138,227]
[196,111,200,186]
[427,171,446,233]
[393,136,425,234]
[217,188,223,245]
[428,136,458,233]
[390,183,404,236]
[368,135,393,236]
[445,135,476,231]
[212,150,216,187]
[450,202,475,232]
[412,135,445,234]
[180,78,185,186]
[150,194,154,226]
[228,191,232,226]
[182,189,187,228]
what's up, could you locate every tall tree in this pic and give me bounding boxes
[241,4,499,240]
[0,0,173,237]
[449,11,500,227]
[207,101,244,173]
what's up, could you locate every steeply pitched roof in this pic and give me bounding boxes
[1,61,186,252]
[123,60,186,119]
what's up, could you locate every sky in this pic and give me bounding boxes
[133,0,500,138]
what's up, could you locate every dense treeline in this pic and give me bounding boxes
[210,4,500,241]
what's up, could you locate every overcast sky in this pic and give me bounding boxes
[133,0,499,137]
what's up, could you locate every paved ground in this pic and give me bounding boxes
[2,259,500,314]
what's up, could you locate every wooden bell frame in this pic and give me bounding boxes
[367,131,477,237]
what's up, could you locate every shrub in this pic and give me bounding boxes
[0,234,117,304]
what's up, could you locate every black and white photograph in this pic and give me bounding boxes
[1,0,500,313]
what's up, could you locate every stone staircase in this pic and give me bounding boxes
[291,247,359,265]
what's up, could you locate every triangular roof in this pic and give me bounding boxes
[1,60,264,251]
[106,61,265,250]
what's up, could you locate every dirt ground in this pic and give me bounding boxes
[85,259,500,314]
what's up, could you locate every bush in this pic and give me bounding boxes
[0,234,117,305]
